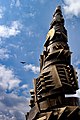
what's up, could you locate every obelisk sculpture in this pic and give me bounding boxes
[26,6,80,120]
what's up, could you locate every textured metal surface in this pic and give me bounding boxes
[26,6,80,120]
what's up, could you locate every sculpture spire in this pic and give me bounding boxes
[26,6,80,120]
[50,5,64,28]
[46,5,67,45]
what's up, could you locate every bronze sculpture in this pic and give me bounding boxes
[26,6,80,120]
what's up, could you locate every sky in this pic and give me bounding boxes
[0,0,80,119]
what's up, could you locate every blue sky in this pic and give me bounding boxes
[0,0,80,119]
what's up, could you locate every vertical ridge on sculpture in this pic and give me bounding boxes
[26,6,80,120]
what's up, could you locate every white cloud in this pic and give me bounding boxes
[73,59,80,87]
[63,0,80,17]
[9,44,19,49]
[74,60,80,66]
[0,65,30,119]
[11,0,21,8]
[16,0,21,7]
[0,21,22,38]
[0,48,9,60]
[24,64,40,74]
[1,93,30,113]
[0,65,21,90]
[26,12,36,18]
[21,84,28,89]
[0,64,29,95]
[0,6,5,19]
[0,89,29,120]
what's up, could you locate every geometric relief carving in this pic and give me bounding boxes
[26,6,80,120]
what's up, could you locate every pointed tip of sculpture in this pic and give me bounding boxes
[50,5,64,29]
[56,5,61,11]
[54,5,62,14]
[52,5,62,18]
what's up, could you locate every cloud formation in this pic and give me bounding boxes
[0,65,30,119]
[11,0,21,8]
[0,48,9,60]
[26,12,36,18]
[21,84,28,89]
[0,65,21,90]
[0,6,5,19]
[73,59,80,87]
[63,0,80,17]
[0,21,22,38]
[0,88,29,120]
[24,64,40,74]
[0,64,29,96]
